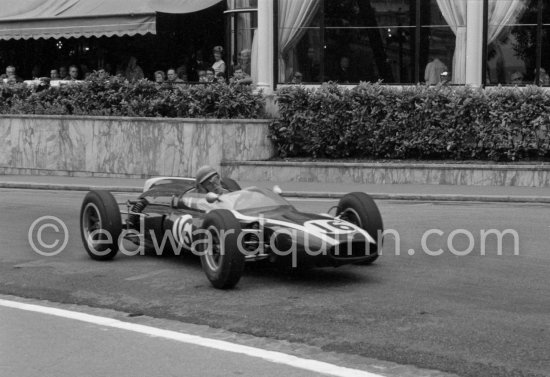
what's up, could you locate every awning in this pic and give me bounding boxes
[148,0,222,14]
[0,0,222,41]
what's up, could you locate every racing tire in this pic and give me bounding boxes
[199,209,245,289]
[336,192,383,265]
[80,190,122,261]
[221,177,241,192]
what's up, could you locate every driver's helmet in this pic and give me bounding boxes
[195,165,223,194]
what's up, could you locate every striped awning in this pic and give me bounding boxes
[0,0,222,40]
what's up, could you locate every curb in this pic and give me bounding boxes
[288,191,550,203]
[0,182,142,193]
[2,181,550,204]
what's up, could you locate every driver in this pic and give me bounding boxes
[195,165,226,195]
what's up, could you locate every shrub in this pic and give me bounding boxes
[270,82,550,161]
[0,75,266,119]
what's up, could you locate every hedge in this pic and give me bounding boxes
[269,82,550,161]
[0,74,265,119]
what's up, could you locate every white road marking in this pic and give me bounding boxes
[0,298,384,377]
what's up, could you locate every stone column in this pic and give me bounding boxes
[256,0,274,93]
[465,0,484,86]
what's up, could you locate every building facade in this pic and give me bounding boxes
[247,0,550,91]
[0,0,548,90]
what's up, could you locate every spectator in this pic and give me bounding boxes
[154,70,166,87]
[125,56,144,82]
[230,68,252,85]
[1,65,23,83]
[440,71,451,85]
[291,71,303,84]
[235,48,251,75]
[197,69,207,82]
[212,46,226,76]
[176,59,189,81]
[303,47,320,82]
[534,67,550,85]
[35,77,50,92]
[59,66,69,80]
[96,68,109,80]
[424,57,447,85]
[205,68,216,82]
[166,68,184,84]
[68,65,79,80]
[31,65,41,79]
[216,71,226,83]
[333,56,355,83]
[80,64,90,79]
[154,70,165,83]
[510,71,524,85]
[50,69,60,80]
[190,50,207,81]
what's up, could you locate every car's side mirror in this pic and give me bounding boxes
[273,185,282,195]
[205,192,220,203]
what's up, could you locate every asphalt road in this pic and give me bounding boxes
[0,189,549,377]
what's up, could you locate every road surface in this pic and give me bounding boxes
[0,189,548,377]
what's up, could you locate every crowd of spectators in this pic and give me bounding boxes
[0,45,254,89]
[6,45,545,87]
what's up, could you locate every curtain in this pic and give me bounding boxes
[436,0,467,84]
[278,0,320,82]
[487,0,526,43]
[437,0,527,83]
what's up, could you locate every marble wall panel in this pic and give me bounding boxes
[221,162,550,187]
[0,115,274,177]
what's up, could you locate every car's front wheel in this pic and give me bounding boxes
[80,190,122,261]
[199,209,245,289]
[336,192,383,265]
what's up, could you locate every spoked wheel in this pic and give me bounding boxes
[337,192,383,265]
[80,190,122,261]
[199,209,245,289]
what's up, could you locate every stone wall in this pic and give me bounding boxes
[0,115,274,177]
[222,161,550,187]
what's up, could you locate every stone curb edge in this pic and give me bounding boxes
[2,182,550,204]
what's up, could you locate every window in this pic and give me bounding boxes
[420,0,459,84]
[226,0,258,79]
[486,0,535,85]
[275,0,544,86]
[324,0,415,84]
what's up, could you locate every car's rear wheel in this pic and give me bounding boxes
[199,209,245,289]
[336,192,383,265]
[80,190,122,261]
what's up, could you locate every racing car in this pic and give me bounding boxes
[79,177,384,289]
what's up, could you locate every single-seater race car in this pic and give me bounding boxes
[80,177,384,289]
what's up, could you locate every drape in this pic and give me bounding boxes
[278,0,320,82]
[487,0,526,43]
[436,0,467,84]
